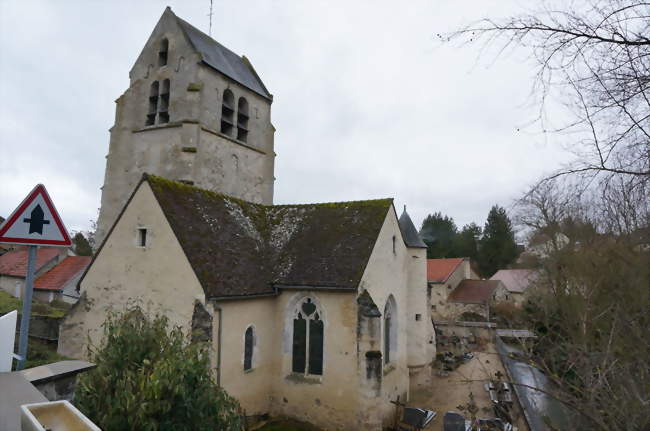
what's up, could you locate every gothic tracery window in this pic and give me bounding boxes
[292,297,324,375]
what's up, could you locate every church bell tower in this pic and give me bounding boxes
[95,7,275,246]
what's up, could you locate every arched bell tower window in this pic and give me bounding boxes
[384,295,397,364]
[146,81,159,126]
[292,297,324,376]
[237,97,249,142]
[244,325,255,371]
[159,79,170,124]
[158,38,169,67]
[221,89,235,136]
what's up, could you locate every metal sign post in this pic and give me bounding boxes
[16,246,37,370]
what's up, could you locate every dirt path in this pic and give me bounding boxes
[409,343,528,431]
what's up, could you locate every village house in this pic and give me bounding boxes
[57,8,436,430]
[0,247,89,304]
[32,255,90,304]
[490,269,537,306]
[0,248,64,299]
[427,257,479,320]
[446,279,509,322]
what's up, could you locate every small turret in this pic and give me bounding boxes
[398,206,427,248]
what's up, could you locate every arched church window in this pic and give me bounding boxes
[292,297,324,375]
[221,89,235,136]
[244,325,255,371]
[237,97,249,142]
[146,81,159,126]
[384,295,397,364]
[159,79,170,124]
[158,38,169,67]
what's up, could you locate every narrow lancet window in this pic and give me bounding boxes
[146,81,159,126]
[159,79,170,124]
[384,296,396,364]
[158,38,169,67]
[237,97,249,142]
[221,89,235,136]
[244,326,254,371]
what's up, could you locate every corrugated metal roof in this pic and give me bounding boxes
[175,15,272,100]
[448,279,502,303]
[398,208,427,248]
[0,248,60,278]
[427,257,464,283]
[34,256,91,291]
[490,269,536,293]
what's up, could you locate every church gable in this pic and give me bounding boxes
[129,7,270,100]
[146,175,392,298]
[129,7,198,82]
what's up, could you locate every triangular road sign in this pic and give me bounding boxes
[0,184,72,247]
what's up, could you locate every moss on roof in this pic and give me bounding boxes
[146,175,392,298]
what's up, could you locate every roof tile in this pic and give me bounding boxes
[148,176,392,298]
[0,248,61,278]
[34,256,91,291]
[490,269,536,293]
[448,279,502,303]
[427,258,464,283]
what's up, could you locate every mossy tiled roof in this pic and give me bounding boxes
[147,176,392,298]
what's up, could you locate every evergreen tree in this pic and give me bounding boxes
[72,232,92,256]
[419,212,458,258]
[455,223,482,262]
[478,205,518,277]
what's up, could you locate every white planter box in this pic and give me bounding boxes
[20,400,101,431]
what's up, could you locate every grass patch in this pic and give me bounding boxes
[20,339,71,370]
[0,290,67,318]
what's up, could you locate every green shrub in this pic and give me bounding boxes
[76,306,244,431]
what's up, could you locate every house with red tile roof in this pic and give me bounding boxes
[427,257,480,319]
[33,256,91,303]
[0,248,66,299]
[447,279,509,321]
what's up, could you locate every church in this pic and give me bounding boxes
[59,8,435,430]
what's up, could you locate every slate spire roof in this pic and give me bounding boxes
[398,206,427,248]
[147,176,392,298]
[169,8,272,100]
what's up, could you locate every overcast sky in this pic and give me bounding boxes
[0,0,571,234]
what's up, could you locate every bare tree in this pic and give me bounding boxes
[505,180,650,430]
[446,0,650,191]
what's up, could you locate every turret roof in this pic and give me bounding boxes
[398,207,427,248]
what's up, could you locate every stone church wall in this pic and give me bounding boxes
[270,290,362,431]
[357,210,412,428]
[58,182,206,358]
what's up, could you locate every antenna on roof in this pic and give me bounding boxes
[208,0,214,36]
[404,205,407,213]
